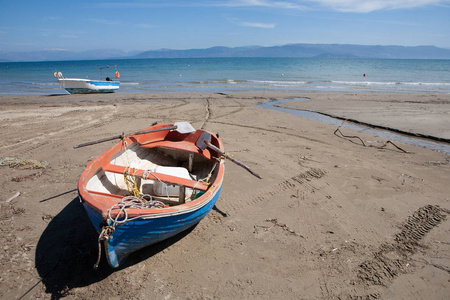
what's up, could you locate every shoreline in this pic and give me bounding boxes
[1,92,449,299]
[2,91,448,141]
[2,89,450,97]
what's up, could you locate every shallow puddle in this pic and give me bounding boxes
[259,98,450,155]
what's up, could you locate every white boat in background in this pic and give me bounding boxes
[54,66,120,94]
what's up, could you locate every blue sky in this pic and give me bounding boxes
[1,0,449,53]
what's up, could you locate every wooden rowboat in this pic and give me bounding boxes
[77,122,225,268]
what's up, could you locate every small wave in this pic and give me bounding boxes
[402,82,450,86]
[187,81,206,84]
[201,79,239,84]
[332,80,450,87]
[248,80,307,85]
[332,81,399,86]
[119,82,140,86]
[31,82,60,86]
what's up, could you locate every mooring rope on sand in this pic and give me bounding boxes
[334,120,409,153]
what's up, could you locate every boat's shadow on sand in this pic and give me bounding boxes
[35,196,195,299]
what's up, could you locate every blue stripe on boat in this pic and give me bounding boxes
[106,186,222,267]
[87,81,120,87]
[66,88,118,94]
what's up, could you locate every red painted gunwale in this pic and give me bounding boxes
[78,123,225,221]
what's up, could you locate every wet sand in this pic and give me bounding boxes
[0,92,449,299]
[278,93,450,141]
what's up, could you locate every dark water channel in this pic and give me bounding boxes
[259,98,450,155]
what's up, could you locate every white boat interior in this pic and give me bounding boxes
[86,142,219,205]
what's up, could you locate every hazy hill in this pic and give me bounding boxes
[0,49,140,62]
[135,44,450,59]
[1,44,450,62]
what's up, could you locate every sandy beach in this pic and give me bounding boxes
[0,92,449,299]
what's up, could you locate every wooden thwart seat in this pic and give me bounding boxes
[102,164,209,192]
[139,140,213,160]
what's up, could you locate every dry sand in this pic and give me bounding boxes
[0,92,449,299]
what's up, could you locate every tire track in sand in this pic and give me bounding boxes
[202,168,327,228]
[339,205,449,299]
[358,205,449,286]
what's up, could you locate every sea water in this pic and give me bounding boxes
[0,58,449,94]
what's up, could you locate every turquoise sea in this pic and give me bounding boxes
[0,58,449,94]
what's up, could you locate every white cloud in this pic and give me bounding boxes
[43,16,62,21]
[216,0,449,12]
[60,34,78,39]
[228,17,275,28]
[311,0,448,12]
[94,1,449,13]
[240,22,276,28]
[216,0,308,9]
[88,18,120,26]
[43,48,69,51]
[137,23,156,29]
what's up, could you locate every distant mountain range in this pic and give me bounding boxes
[0,49,141,63]
[2,43,450,62]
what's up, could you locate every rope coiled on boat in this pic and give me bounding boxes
[108,195,165,226]
[93,195,165,269]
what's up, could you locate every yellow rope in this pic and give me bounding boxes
[124,170,141,197]
[121,136,141,198]
[198,157,223,186]
[199,174,212,185]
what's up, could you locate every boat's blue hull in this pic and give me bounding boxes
[82,186,221,268]
[66,87,118,94]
